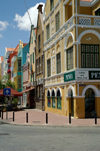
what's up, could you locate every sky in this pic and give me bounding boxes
[0,0,45,57]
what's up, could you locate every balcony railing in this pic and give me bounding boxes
[65,14,100,30]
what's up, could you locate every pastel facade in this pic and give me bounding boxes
[35,4,45,110]
[22,43,29,108]
[44,0,100,118]
[22,25,36,108]
[0,56,4,80]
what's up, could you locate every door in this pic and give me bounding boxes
[85,88,95,118]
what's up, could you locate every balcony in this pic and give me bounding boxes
[65,14,100,30]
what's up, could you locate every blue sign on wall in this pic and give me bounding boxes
[3,88,11,96]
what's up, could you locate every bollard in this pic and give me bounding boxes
[95,113,97,125]
[69,113,71,124]
[6,111,8,120]
[26,112,28,123]
[1,111,3,119]
[13,112,15,122]
[0,109,1,118]
[46,113,48,124]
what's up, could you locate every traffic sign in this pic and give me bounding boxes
[3,88,11,96]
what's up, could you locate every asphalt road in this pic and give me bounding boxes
[0,123,100,151]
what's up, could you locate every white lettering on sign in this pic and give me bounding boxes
[66,74,73,80]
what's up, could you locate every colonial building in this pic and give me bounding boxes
[44,0,100,118]
[22,25,36,108]
[4,48,14,77]
[22,43,29,108]
[11,44,19,90]
[0,56,4,80]
[35,4,45,110]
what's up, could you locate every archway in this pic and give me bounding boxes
[56,89,61,109]
[85,88,95,118]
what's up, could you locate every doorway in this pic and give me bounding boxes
[85,88,95,118]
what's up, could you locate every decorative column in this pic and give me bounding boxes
[72,0,80,15]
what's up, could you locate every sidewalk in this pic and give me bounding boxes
[0,109,100,127]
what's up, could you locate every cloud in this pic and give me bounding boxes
[0,21,9,31]
[14,2,45,31]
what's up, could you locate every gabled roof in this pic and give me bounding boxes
[6,48,15,52]
[14,44,19,52]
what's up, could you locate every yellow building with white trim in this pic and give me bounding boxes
[44,0,100,118]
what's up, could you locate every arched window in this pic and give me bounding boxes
[52,90,55,108]
[57,89,61,109]
[47,90,51,107]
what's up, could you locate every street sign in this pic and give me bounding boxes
[89,71,100,80]
[76,71,89,81]
[64,71,75,82]
[3,88,11,96]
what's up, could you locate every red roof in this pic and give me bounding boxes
[0,88,23,96]
[6,48,15,52]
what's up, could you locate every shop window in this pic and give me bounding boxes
[57,89,61,109]
[66,47,73,70]
[52,90,56,108]
[47,90,51,107]
[81,44,99,68]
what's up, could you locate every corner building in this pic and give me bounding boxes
[44,0,100,118]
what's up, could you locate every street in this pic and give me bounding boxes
[0,123,100,151]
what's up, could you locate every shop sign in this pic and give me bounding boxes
[89,71,100,80]
[64,71,75,82]
[76,71,89,81]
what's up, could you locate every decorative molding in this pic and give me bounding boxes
[67,85,75,97]
[64,32,74,50]
[82,85,99,97]
[78,29,100,43]
[55,87,62,97]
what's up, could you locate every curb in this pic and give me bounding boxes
[0,119,100,128]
